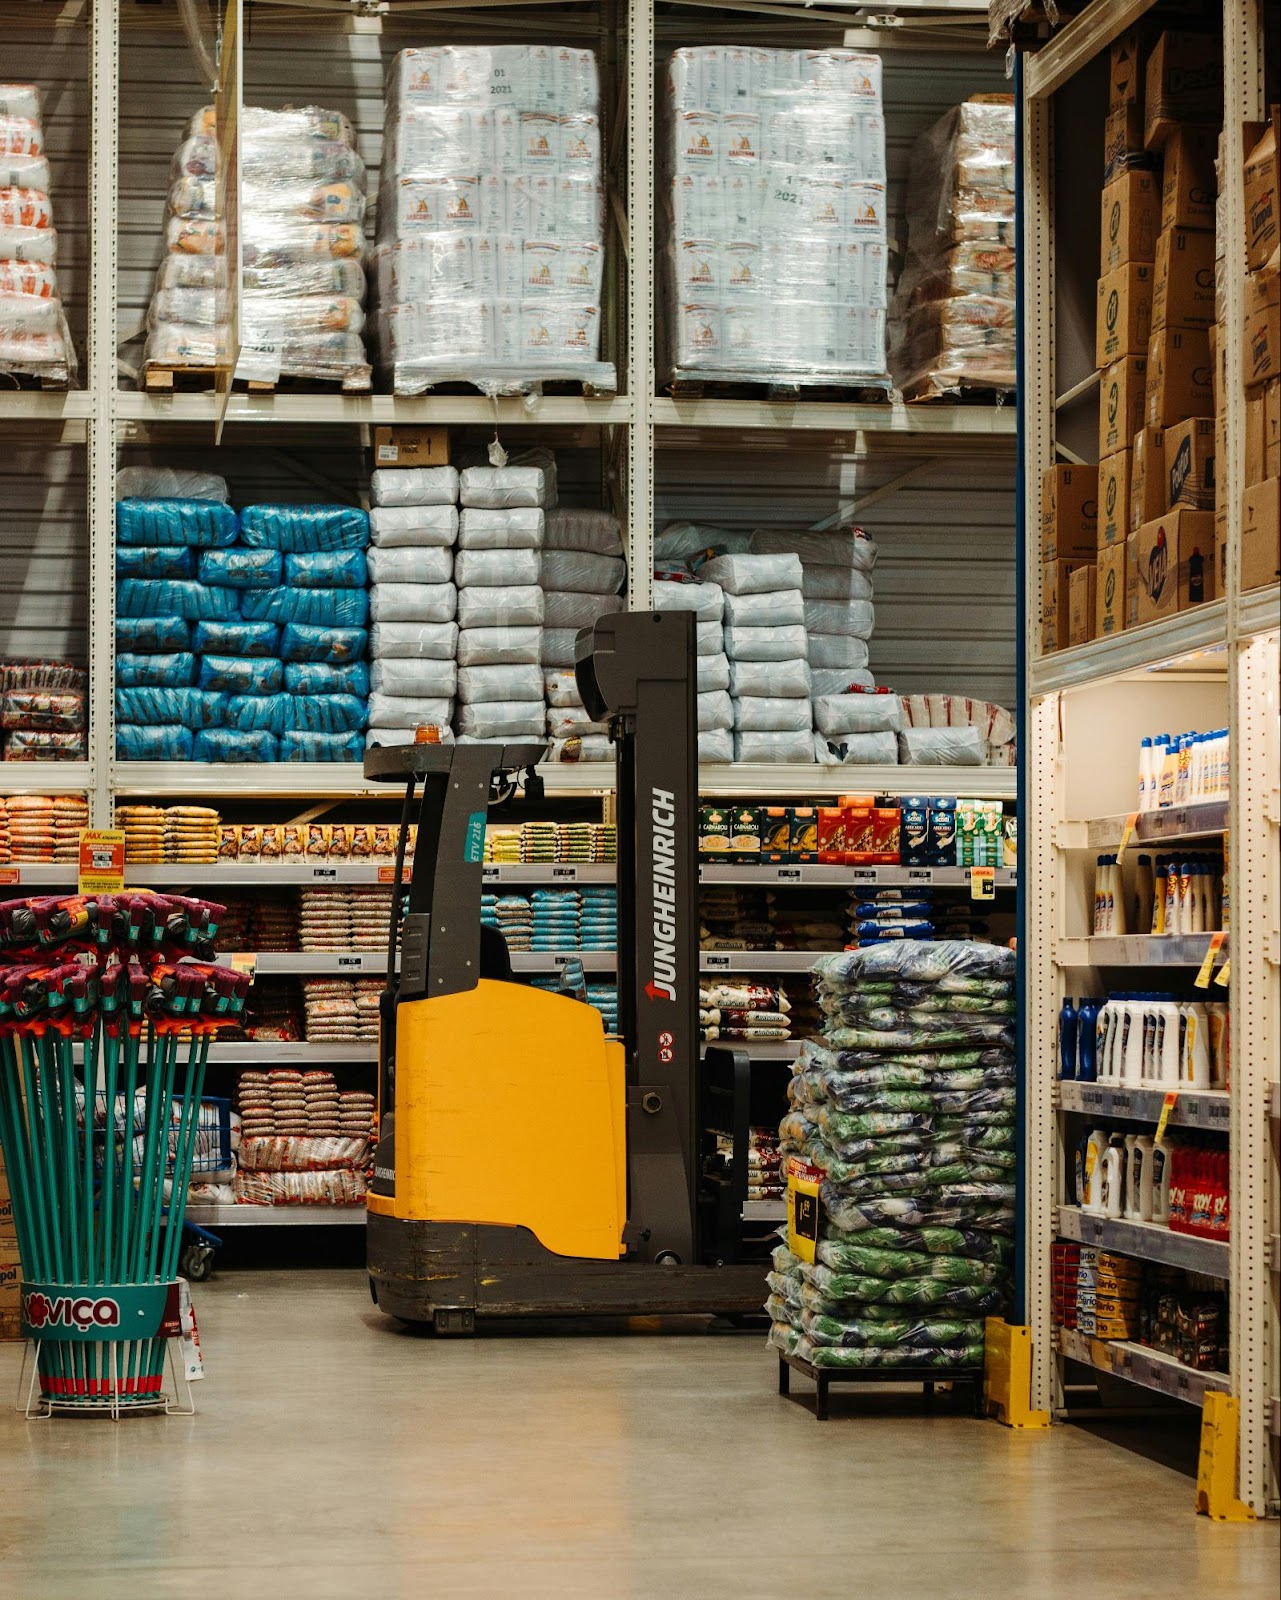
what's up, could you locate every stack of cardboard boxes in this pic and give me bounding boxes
[0,1154,19,1342]
[1241,110,1279,589]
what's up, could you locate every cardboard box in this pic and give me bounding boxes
[788,806,817,863]
[1096,541,1127,637]
[1103,104,1148,182]
[1098,451,1131,546]
[1244,251,1280,389]
[869,807,900,866]
[1245,392,1267,487]
[1160,123,1219,231]
[1109,24,1157,112]
[1100,356,1148,458]
[1241,477,1280,591]
[1210,319,1223,414]
[1266,379,1280,476]
[1146,326,1212,426]
[729,805,760,862]
[1164,417,1216,509]
[1101,170,1160,272]
[1097,263,1154,364]
[845,803,876,865]
[1130,424,1167,528]
[816,806,846,865]
[1068,564,1096,646]
[1128,509,1215,626]
[1041,557,1088,652]
[372,425,449,467]
[1244,110,1279,273]
[1041,464,1098,560]
[1144,32,1223,151]
[698,804,731,859]
[1152,224,1216,330]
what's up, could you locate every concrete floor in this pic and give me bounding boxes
[0,1269,1274,1599]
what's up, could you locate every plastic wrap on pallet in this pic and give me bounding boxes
[116,546,196,580]
[196,654,284,695]
[238,504,369,553]
[116,616,193,654]
[117,498,239,548]
[192,727,279,762]
[196,547,282,588]
[116,579,241,622]
[368,620,459,661]
[455,625,540,666]
[115,724,195,760]
[143,105,371,388]
[887,97,1016,401]
[369,504,459,548]
[283,661,371,697]
[239,585,370,628]
[457,507,544,549]
[0,85,74,384]
[660,49,889,390]
[225,691,366,736]
[116,651,197,688]
[368,657,457,698]
[814,728,899,764]
[373,47,615,397]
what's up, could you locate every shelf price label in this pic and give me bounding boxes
[969,866,995,901]
[1118,811,1139,855]
[311,867,337,879]
[376,865,409,885]
[1155,1091,1178,1143]
[1214,958,1231,988]
[703,953,731,970]
[551,866,578,881]
[0,867,18,885]
[776,866,802,883]
[1194,930,1226,989]
[851,868,877,883]
[907,867,934,884]
[481,865,499,883]
[337,955,364,969]
[227,952,257,980]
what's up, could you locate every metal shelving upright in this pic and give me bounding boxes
[1019,0,1279,1516]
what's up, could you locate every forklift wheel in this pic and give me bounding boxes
[180,1244,214,1283]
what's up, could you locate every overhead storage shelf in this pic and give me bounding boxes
[1023,0,1160,100]
[1059,802,1230,852]
[184,1205,366,1228]
[1030,604,1229,697]
[700,951,827,974]
[116,391,632,429]
[1057,1207,1229,1278]
[1056,935,1223,969]
[652,398,1017,437]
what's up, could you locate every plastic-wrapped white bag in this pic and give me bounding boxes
[698,653,730,693]
[457,585,544,628]
[804,598,876,638]
[808,634,871,670]
[700,553,803,595]
[369,582,457,623]
[543,669,583,708]
[813,692,903,736]
[545,507,623,555]
[457,508,545,550]
[698,728,734,762]
[653,578,723,620]
[547,706,609,738]
[544,590,622,630]
[368,545,453,585]
[815,730,900,765]
[811,665,875,694]
[369,504,458,547]
[541,628,578,667]
[455,548,540,588]
[801,564,875,601]
[540,550,625,595]
[367,692,454,729]
[455,700,546,738]
[371,466,460,507]
[696,620,723,655]
[728,658,811,698]
[115,467,229,503]
[457,626,541,666]
[459,451,557,509]
[367,724,455,748]
[721,588,805,628]
[546,734,612,761]
[898,727,984,765]
[753,527,878,572]
[369,657,457,697]
[369,620,458,659]
[734,730,814,762]
[457,663,544,704]
[698,689,733,731]
[724,624,809,662]
[732,695,813,733]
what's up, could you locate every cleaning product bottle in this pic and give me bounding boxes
[1153,996,1181,1085]
[1158,736,1178,807]
[1133,854,1154,934]
[1122,1133,1139,1218]
[1100,1135,1125,1219]
[1164,858,1181,935]
[1119,995,1145,1085]
[1093,855,1109,934]
[1183,1000,1211,1088]
[1151,856,1167,934]
[1059,997,1078,1079]
[1177,858,1193,934]
[1133,1134,1156,1221]
[1152,1137,1172,1223]
[1206,1002,1229,1088]
[1077,997,1099,1081]
[1082,1128,1108,1213]
[1110,854,1127,934]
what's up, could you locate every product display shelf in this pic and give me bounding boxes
[1056,935,1225,969]
[742,1199,787,1222]
[1030,603,1231,697]
[115,392,633,429]
[184,1204,366,1229]
[1056,1207,1230,1279]
[699,951,832,975]
[1055,1326,1231,1409]
[128,863,411,888]
[205,1042,378,1065]
[222,951,618,977]
[651,398,1018,437]
[0,763,94,796]
[1059,802,1230,853]
[700,863,1016,888]
[1057,1082,1231,1134]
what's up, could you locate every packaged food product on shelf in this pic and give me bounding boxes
[374,47,615,396]
[0,660,87,761]
[0,84,74,384]
[888,97,1016,401]
[660,48,890,389]
[143,105,371,389]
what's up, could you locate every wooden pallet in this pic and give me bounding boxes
[901,378,1017,407]
[0,370,73,392]
[142,363,373,396]
[388,376,618,401]
[666,375,894,404]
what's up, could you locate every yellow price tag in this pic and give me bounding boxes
[1117,811,1139,854]
[1154,1090,1177,1143]
[1193,930,1225,989]
[227,952,257,980]
[786,1158,823,1264]
[1214,958,1230,987]
[969,865,996,901]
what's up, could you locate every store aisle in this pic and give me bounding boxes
[0,1270,1274,1600]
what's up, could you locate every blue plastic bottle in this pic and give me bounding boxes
[1059,998,1078,1079]
[1077,998,1100,1081]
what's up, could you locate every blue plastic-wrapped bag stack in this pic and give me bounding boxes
[115,495,371,762]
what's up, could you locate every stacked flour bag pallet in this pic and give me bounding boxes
[899,694,1015,768]
[652,571,732,762]
[143,105,369,388]
[114,471,370,762]
[768,940,1016,1374]
[756,524,889,766]
[701,554,811,764]
[453,451,555,743]
[661,48,888,387]
[366,465,460,747]
[541,507,624,761]
[374,47,614,394]
[0,84,74,384]
[888,96,1016,401]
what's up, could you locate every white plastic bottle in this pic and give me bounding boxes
[1093,854,1109,934]
[1095,1000,1116,1081]
[1152,1137,1172,1223]
[1186,862,1205,934]
[1100,1138,1125,1219]
[1206,1002,1229,1088]
[1163,859,1180,935]
[1119,997,1146,1085]
[1082,1129,1108,1213]
[1122,1133,1139,1217]
[1137,736,1154,810]
[1152,998,1181,1085]
[1110,855,1127,934]
[1133,854,1154,935]
[1132,1135,1156,1221]
[1182,1001,1211,1088]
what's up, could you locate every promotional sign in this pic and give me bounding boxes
[77,830,125,895]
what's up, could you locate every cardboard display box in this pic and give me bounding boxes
[1152,224,1216,330]
[1144,31,1223,151]
[1146,326,1212,426]
[1100,356,1147,458]
[372,426,449,466]
[1097,263,1154,365]
[1096,540,1127,638]
[1266,379,1280,477]
[1164,416,1215,510]
[1130,424,1166,529]
[1244,110,1279,273]
[1127,509,1215,626]
[1160,124,1219,232]
[1041,557,1089,652]
[1041,464,1097,561]
[1245,392,1266,487]
[1101,171,1160,273]
[1103,104,1150,183]
[1098,452,1131,547]
[1109,24,1158,113]
[1068,564,1097,646]
[1240,477,1280,591]
[1245,249,1279,389]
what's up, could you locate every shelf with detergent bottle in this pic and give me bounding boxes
[1057,1209,1229,1278]
[1057,990,1228,1095]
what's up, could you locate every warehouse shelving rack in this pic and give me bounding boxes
[1019,0,1279,1515]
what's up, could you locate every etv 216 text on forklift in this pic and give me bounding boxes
[364,609,764,1332]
